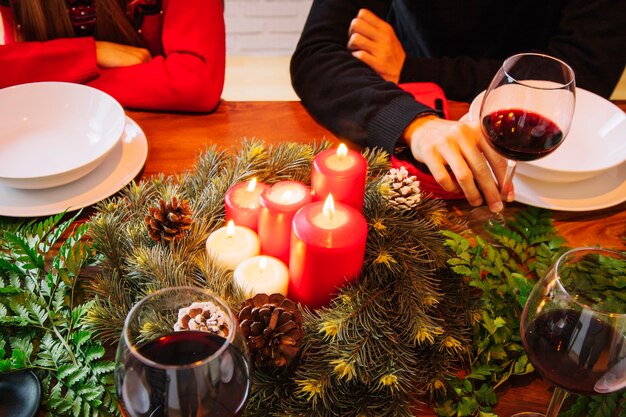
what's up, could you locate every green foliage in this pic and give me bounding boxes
[0,213,119,417]
[438,207,566,417]
[438,208,626,417]
[561,391,626,417]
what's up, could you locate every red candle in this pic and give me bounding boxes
[288,194,368,309]
[258,181,312,264]
[311,143,367,210]
[224,178,269,232]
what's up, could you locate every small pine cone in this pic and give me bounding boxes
[174,301,230,337]
[145,197,193,242]
[238,293,304,368]
[383,166,422,210]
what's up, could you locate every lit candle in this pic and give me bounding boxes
[288,194,368,308]
[311,143,367,210]
[233,255,290,297]
[206,220,261,270]
[224,178,269,232]
[258,181,312,265]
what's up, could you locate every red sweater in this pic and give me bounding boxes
[0,0,225,112]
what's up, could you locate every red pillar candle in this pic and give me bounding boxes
[311,143,367,210]
[288,194,368,309]
[224,178,269,232]
[258,181,312,264]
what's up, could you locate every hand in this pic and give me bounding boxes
[403,115,510,212]
[95,41,152,68]
[347,8,405,83]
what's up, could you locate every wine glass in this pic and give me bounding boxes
[115,287,250,417]
[518,247,626,417]
[472,53,576,228]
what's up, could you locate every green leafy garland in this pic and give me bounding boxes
[439,209,626,417]
[1,140,624,417]
[0,213,119,417]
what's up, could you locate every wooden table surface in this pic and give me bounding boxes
[123,100,625,416]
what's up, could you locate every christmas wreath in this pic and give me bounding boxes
[1,140,624,417]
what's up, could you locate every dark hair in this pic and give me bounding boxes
[11,0,144,46]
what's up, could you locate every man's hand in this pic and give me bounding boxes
[95,41,152,68]
[347,8,405,83]
[404,115,511,212]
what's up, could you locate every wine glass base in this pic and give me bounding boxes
[465,206,506,246]
[511,412,546,417]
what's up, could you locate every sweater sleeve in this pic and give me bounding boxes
[87,0,225,113]
[290,0,435,154]
[0,37,99,89]
[398,0,626,101]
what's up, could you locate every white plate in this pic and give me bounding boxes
[467,88,626,183]
[513,162,626,211]
[0,117,148,217]
[0,82,125,189]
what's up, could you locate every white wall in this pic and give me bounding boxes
[224,0,313,56]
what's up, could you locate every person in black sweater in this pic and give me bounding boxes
[290,0,625,211]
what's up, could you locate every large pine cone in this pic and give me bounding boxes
[238,293,304,368]
[145,197,193,242]
[383,166,422,210]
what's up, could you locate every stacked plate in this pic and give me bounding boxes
[0,82,149,217]
[466,88,626,211]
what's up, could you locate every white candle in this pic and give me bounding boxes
[206,220,260,270]
[234,255,290,297]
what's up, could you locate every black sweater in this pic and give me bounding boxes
[290,0,626,154]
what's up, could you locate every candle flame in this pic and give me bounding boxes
[247,178,257,192]
[322,194,336,219]
[336,143,348,159]
[259,257,267,272]
[226,220,236,238]
[280,190,294,204]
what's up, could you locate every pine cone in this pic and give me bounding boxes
[238,293,304,368]
[383,166,422,210]
[174,301,230,337]
[145,197,193,242]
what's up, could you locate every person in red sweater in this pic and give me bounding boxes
[0,0,225,112]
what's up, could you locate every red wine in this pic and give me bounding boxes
[522,309,626,395]
[119,331,250,417]
[482,109,564,161]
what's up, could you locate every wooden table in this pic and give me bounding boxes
[123,100,625,416]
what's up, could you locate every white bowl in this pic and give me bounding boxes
[468,88,626,183]
[0,82,125,189]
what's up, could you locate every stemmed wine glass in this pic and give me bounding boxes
[518,247,626,417]
[115,287,251,417]
[475,52,576,226]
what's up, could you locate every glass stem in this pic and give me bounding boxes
[545,387,569,417]
[499,159,518,203]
